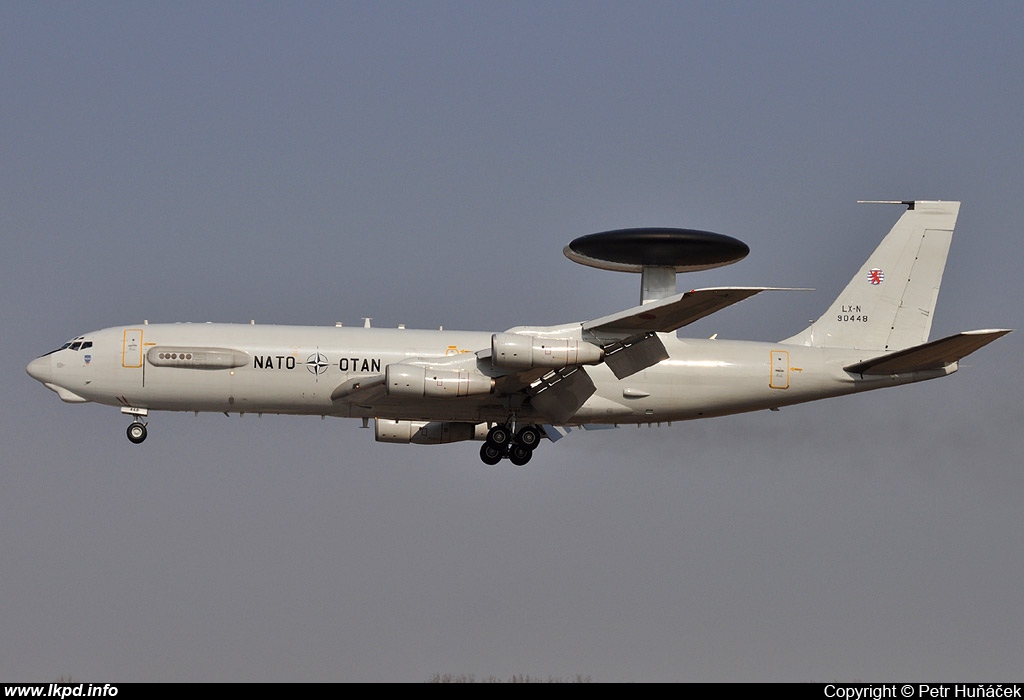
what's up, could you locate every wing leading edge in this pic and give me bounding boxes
[583,287,809,339]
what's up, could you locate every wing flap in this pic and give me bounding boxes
[528,367,597,423]
[844,329,1011,375]
[603,333,670,379]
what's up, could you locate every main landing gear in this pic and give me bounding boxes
[479,423,543,466]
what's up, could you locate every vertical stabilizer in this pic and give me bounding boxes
[782,201,959,352]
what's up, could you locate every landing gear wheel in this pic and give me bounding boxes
[509,444,533,466]
[126,422,148,444]
[515,425,541,449]
[480,442,504,466]
[486,425,512,447]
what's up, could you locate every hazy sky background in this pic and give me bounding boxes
[3,1,1021,682]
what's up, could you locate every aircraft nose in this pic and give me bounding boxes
[26,355,51,384]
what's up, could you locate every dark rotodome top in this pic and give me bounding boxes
[563,228,749,273]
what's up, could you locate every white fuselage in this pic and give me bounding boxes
[27,322,951,426]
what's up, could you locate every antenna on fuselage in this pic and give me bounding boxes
[563,228,749,304]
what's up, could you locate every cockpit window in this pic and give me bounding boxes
[41,336,90,356]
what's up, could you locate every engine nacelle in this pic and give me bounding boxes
[491,333,603,370]
[385,364,494,398]
[375,419,489,445]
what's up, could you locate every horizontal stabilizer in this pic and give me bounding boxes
[585,287,807,339]
[844,329,1011,375]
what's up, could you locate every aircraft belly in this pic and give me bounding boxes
[137,367,335,414]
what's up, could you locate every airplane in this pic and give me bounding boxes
[26,200,1010,466]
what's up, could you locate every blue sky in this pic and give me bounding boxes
[3,1,1021,681]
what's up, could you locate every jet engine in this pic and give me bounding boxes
[374,419,489,444]
[385,364,494,398]
[491,332,603,370]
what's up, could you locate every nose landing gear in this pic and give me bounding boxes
[479,422,543,466]
[126,421,148,444]
[121,406,149,444]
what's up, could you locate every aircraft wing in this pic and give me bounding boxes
[581,287,807,379]
[332,288,813,416]
[583,287,807,339]
[844,329,1011,375]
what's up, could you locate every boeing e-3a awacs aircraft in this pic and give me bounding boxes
[27,200,1009,465]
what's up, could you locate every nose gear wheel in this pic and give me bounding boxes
[126,421,148,444]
